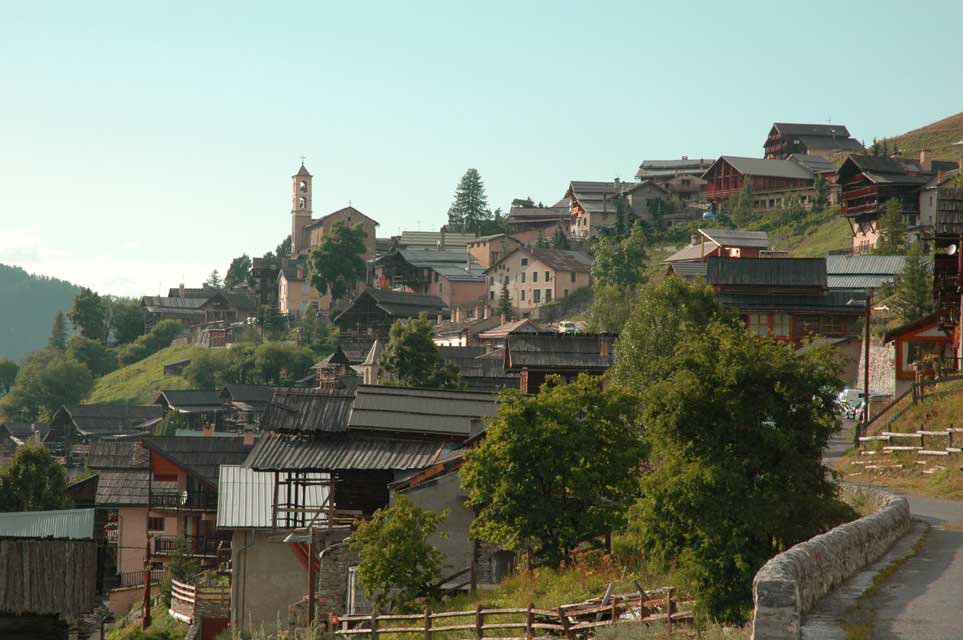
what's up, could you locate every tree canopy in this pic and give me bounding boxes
[67,336,118,378]
[307,221,368,302]
[0,359,18,395]
[447,168,491,234]
[110,299,146,345]
[117,320,183,365]
[68,288,107,341]
[462,375,646,567]
[591,226,648,289]
[351,496,447,612]
[496,283,513,321]
[49,311,68,350]
[225,254,253,289]
[0,442,70,512]
[726,180,755,227]
[0,349,93,422]
[875,199,907,255]
[891,242,935,324]
[380,315,462,389]
[812,173,830,213]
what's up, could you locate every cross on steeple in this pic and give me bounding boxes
[299,154,306,164]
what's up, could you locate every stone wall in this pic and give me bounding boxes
[856,340,896,396]
[750,486,910,640]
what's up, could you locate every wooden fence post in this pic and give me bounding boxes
[610,596,618,624]
[371,608,378,640]
[475,604,483,640]
[666,588,674,635]
[558,607,575,640]
[525,603,534,640]
[424,607,431,640]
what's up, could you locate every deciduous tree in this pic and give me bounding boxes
[351,496,446,612]
[68,288,107,341]
[49,311,68,350]
[0,349,93,422]
[591,226,648,289]
[225,254,253,288]
[462,374,646,567]
[307,221,368,302]
[876,198,907,255]
[0,359,19,395]
[380,315,462,389]
[110,299,146,345]
[254,343,315,385]
[116,319,183,365]
[67,336,118,377]
[0,442,69,511]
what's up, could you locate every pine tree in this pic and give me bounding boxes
[812,174,830,213]
[448,169,491,234]
[552,227,570,249]
[892,242,935,323]
[48,311,67,350]
[497,283,512,321]
[875,199,907,255]
[729,180,755,227]
[205,269,223,288]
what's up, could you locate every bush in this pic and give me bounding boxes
[118,320,184,365]
[67,335,118,377]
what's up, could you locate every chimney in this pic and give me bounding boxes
[920,150,931,172]
[242,430,255,447]
[202,423,214,438]
[600,337,609,358]
[439,230,446,250]
[179,283,185,298]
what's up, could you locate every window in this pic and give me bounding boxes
[748,313,769,337]
[545,289,552,302]
[533,271,538,283]
[563,289,569,297]
[299,180,307,193]
[298,197,306,208]
[521,290,526,301]
[545,271,551,281]
[489,291,494,301]
[503,275,509,285]
[521,258,529,266]
[533,289,541,303]
[747,313,791,338]
[570,272,577,283]
[772,313,791,337]
[148,517,165,532]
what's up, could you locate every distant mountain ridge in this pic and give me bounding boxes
[0,263,81,362]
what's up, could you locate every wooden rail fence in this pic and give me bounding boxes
[169,577,230,624]
[331,588,693,639]
[855,428,963,474]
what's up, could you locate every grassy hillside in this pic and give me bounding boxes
[87,343,201,405]
[884,111,963,163]
[0,263,81,362]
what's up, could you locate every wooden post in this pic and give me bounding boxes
[949,428,954,448]
[371,608,378,640]
[470,554,478,595]
[666,588,674,635]
[475,604,483,640]
[142,537,152,629]
[525,603,534,640]
[424,607,432,640]
[307,533,315,628]
[558,607,575,640]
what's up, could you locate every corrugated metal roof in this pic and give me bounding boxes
[828,275,897,289]
[668,262,709,279]
[825,255,906,276]
[246,432,460,472]
[0,508,95,540]
[699,228,770,249]
[216,465,329,529]
[350,386,498,437]
[505,333,616,371]
[707,257,826,288]
[262,388,355,433]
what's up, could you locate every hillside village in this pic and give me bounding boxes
[2,111,963,640]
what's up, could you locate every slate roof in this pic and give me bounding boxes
[710,157,814,181]
[567,180,667,215]
[793,135,864,152]
[707,257,827,288]
[477,318,542,340]
[636,158,713,178]
[0,508,95,540]
[94,471,177,507]
[351,386,497,437]
[155,390,226,412]
[486,247,592,274]
[339,288,448,320]
[219,384,276,405]
[505,333,617,372]
[262,388,355,434]
[86,441,149,470]
[507,206,569,223]
[837,154,931,186]
[699,229,770,249]
[787,154,838,174]
[393,248,473,266]
[294,163,312,177]
[49,405,163,437]
[667,261,709,279]
[772,123,853,137]
[431,264,487,282]
[216,465,329,529]
[663,242,719,263]
[398,231,478,249]
[246,431,460,472]
[0,423,49,444]
[140,436,255,487]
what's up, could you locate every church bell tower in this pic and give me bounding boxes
[291,162,313,256]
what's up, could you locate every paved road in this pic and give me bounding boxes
[808,421,963,639]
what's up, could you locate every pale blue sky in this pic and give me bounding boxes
[1,0,961,296]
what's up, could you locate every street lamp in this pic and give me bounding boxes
[847,288,874,446]
[284,529,316,627]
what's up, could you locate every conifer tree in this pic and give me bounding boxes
[892,242,935,324]
[812,173,830,213]
[876,199,907,255]
[447,169,491,234]
[205,270,222,288]
[48,311,67,350]
[552,227,570,249]
[497,283,512,321]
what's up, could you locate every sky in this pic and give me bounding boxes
[1,0,962,297]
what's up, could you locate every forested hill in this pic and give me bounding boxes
[0,264,81,362]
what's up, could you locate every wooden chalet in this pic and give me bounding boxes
[702,156,817,212]
[219,384,277,427]
[506,203,570,245]
[142,287,257,330]
[566,180,668,238]
[333,287,448,338]
[837,154,951,253]
[504,333,616,393]
[931,184,963,363]
[154,389,228,428]
[763,123,863,159]
[706,256,863,341]
[883,313,956,381]
[635,157,713,204]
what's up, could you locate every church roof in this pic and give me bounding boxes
[293,163,312,178]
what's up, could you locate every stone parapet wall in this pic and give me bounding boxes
[750,486,910,640]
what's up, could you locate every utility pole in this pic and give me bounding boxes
[860,291,873,445]
[308,527,316,628]
[142,536,152,629]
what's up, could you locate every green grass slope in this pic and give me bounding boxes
[885,111,963,163]
[87,343,201,405]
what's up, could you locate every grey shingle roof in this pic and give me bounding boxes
[714,157,814,180]
[261,388,355,434]
[94,471,177,507]
[140,436,255,487]
[86,441,149,470]
[350,386,498,437]
[773,123,852,137]
[50,405,163,438]
[707,257,827,288]
[699,229,770,249]
[246,431,460,472]
[825,255,906,276]
[505,333,616,372]
[0,508,95,540]
[489,248,591,274]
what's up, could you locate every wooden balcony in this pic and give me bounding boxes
[154,535,222,558]
[149,490,217,511]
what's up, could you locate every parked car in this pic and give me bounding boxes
[558,320,579,335]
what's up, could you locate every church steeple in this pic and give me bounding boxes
[291,161,313,256]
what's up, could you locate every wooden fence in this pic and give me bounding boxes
[855,428,963,474]
[169,577,230,624]
[331,588,693,640]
